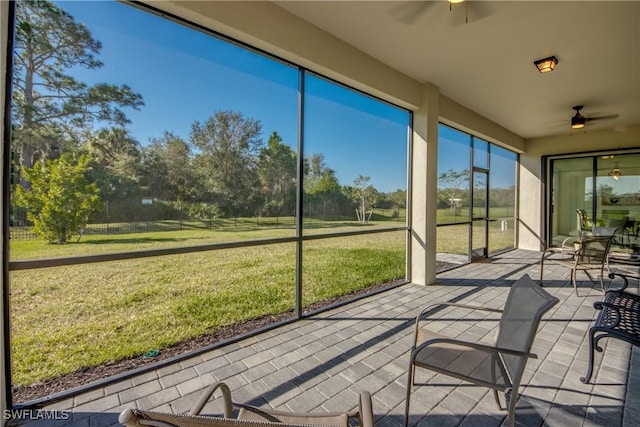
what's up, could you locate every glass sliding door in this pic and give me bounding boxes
[437,124,519,269]
[471,137,489,259]
[471,170,489,259]
[595,154,640,250]
[549,157,594,246]
[548,152,640,251]
[437,125,472,269]
[489,145,517,254]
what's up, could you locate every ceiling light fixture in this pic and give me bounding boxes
[534,56,558,73]
[571,115,585,129]
[608,163,622,180]
[448,0,465,3]
[571,106,586,129]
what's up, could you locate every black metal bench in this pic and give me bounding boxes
[581,272,640,383]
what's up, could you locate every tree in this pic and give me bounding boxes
[386,189,407,208]
[304,153,340,196]
[438,169,469,214]
[304,153,345,217]
[84,127,142,202]
[257,132,297,217]
[383,188,407,219]
[349,175,379,223]
[15,154,103,244]
[140,132,194,202]
[190,111,263,217]
[11,0,143,179]
[489,186,516,209]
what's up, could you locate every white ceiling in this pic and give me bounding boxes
[274,1,640,140]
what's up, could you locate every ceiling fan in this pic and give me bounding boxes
[390,0,494,25]
[570,105,619,130]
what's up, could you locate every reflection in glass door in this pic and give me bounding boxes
[472,170,488,259]
[548,153,640,250]
[549,157,593,247]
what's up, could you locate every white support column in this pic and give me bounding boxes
[411,83,439,285]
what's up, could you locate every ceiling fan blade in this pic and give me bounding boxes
[468,0,496,21]
[448,1,496,26]
[389,1,437,25]
[585,113,620,122]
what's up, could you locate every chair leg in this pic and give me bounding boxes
[404,357,415,427]
[572,268,579,297]
[584,270,605,293]
[492,389,501,410]
[489,355,503,410]
[581,328,597,384]
[505,388,517,427]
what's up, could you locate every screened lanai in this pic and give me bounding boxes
[1,0,639,423]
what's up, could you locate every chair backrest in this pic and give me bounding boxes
[577,235,615,264]
[577,209,591,231]
[495,274,559,383]
[119,408,333,427]
[592,226,618,237]
[576,209,595,231]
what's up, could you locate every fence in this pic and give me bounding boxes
[10,200,406,241]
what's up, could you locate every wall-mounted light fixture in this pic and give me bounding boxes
[534,56,558,73]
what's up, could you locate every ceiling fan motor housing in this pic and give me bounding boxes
[571,106,585,128]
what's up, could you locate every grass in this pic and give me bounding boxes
[436,219,515,255]
[9,224,406,387]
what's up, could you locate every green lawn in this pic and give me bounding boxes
[9,224,406,387]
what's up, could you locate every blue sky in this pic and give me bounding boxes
[59,1,410,193]
[438,124,517,189]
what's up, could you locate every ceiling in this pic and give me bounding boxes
[274,1,640,140]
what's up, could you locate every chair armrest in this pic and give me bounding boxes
[607,272,630,292]
[414,303,502,342]
[118,408,137,427]
[416,302,502,321]
[189,381,233,417]
[414,303,502,347]
[358,391,375,427]
[542,246,577,259]
[594,301,621,328]
[414,337,537,359]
